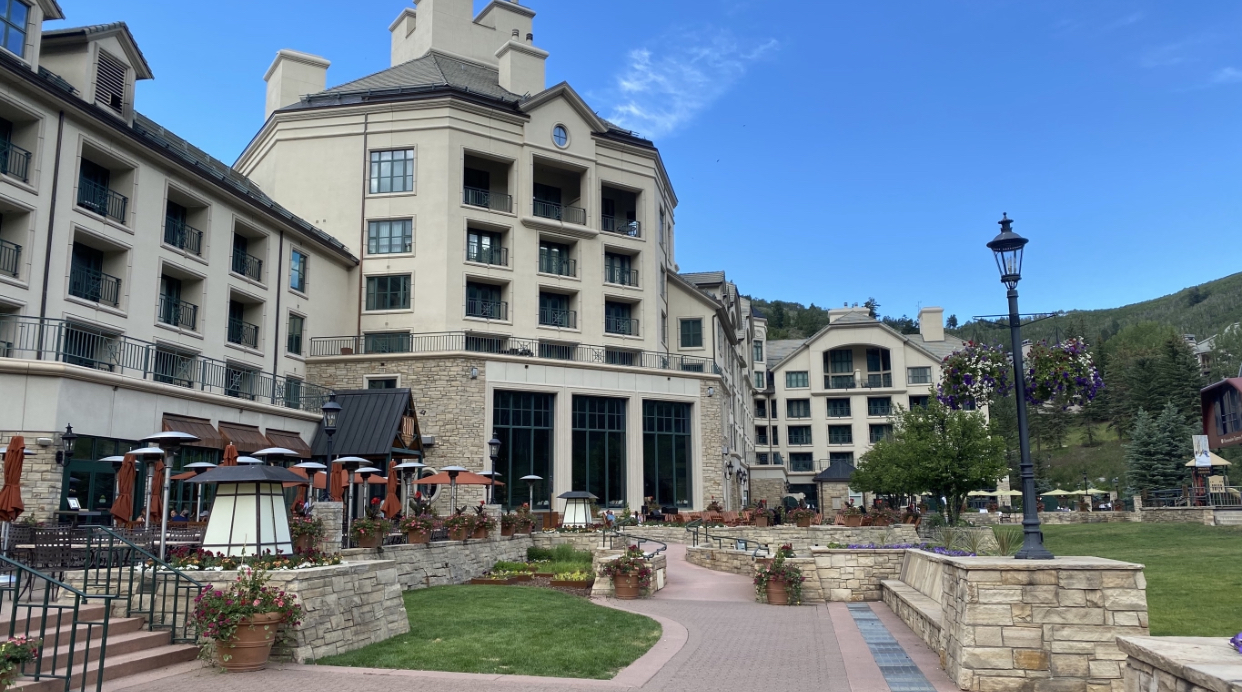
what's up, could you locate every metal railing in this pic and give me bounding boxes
[826,375,856,390]
[309,331,721,374]
[0,315,329,409]
[684,520,768,556]
[80,528,203,644]
[227,318,259,349]
[466,299,508,321]
[605,266,638,286]
[1145,486,1242,508]
[538,307,576,329]
[0,554,121,692]
[466,246,508,266]
[463,187,513,212]
[533,199,586,225]
[163,217,203,256]
[605,527,667,556]
[158,295,198,331]
[866,373,894,388]
[231,250,263,281]
[0,140,31,183]
[0,238,19,277]
[605,315,639,336]
[68,266,122,307]
[538,255,576,277]
[76,178,128,223]
[601,216,641,237]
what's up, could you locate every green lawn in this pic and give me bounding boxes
[316,585,662,679]
[1042,523,1242,636]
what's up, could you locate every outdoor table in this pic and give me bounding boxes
[53,511,107,528]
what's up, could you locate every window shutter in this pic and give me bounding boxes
[95,51,127,114]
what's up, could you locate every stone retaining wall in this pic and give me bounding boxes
[685,545,755,576]
[624,524,918,552]
[1118,636,1242,692]
[970,512,1141,525]
[811,548,906,602]
[591,551,669,598]
[341,535,534,591]
[1139,508,1216,525]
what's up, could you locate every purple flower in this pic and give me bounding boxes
[1231,632,1242,654]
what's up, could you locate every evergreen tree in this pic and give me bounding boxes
[1126,404,1191,494]
[1124,409,1158,493]
[1207,324,1242,383]
[1155,335,1202,425]
[946,314,959,330]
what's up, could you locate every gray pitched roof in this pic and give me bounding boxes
[907,333,966,361]
[679,271,726,286]
[321,51,519,102]
[766,339,807,368]
[813,460,856,483]
[310,389,418,458]
[41,21,153,79]
[831,311,875,325]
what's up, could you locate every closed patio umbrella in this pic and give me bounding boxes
[110,454,137,527]
[220,444,238,466]
[146,457,165,524]
[0,436,26,523]
[381,461,401,519]
[329,466,345,502]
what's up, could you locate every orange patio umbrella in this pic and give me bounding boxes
[381,461,402,519]
[220,443,238,466]
[0,436,26,522]
[329,466,345,502]
[110,454,137,527]
[146,456,165,525]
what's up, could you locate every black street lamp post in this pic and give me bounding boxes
[487,434,501,505]
[987,213,1053,560]
[321,394,341,501]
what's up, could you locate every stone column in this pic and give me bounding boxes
[311,501,344,554]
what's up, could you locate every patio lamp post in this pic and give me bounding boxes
[55,424,78,467]
[441,466,468,511]
[321,394,342,502]
[185,461,217,520]
[395,458,426,513]
[520,475,542,513]
[334,457,367,546]
[292,461,327,514]
[487,433,501,505]
[140,431,200,561]
[987,213,1053,560]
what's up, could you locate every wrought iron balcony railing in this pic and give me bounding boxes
[164,217,204,256]
[231,250,263,281]
[463,187,513,213]
[158,295,199,330]
[539,307,576,329]
[466,245,508,266]
[533,199,587,226]
[0,140,31,183]
[605,315,639,336]
[77,177,128,223]
[605,266,638,287]
[538,255,576,277]
[601,216,642,237]
[69,265,122,307]
[227,318,259,349]
[466,299,508,321]
[0,238,19,278]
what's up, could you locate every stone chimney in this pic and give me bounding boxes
[389,7,419,66]
[496,40,548,96]
[264,50,329,120]
[918,307,945,342]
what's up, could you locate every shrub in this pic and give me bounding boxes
[754,556,805,604]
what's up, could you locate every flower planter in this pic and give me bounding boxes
[612,572,642,600]
[469,577,515,585]
[511,573,533,582]
[293,535,315,553]
[550,578,594,589]
[872,517,891,527]
[471,526,490,540]
[765,577,789,606]
[406,530,429,545]
[795,517,812,528]
[501,525,515,537]
[356,533,383,549]
[215,612,284,672]
[519,522,534,534]
[753,516,769,528]
[448,527,468,541]
[843,515,863,527]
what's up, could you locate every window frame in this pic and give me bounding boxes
[826,398,851,418]
[286,313,304,355]
[907,366,932,385]
[0,1,28,59]
[364,274,411,311]
[785,371,809,389]
[867,397,892,417]
[289,249,308,294]
[679,317,703,349]
[366,219,414,255]
[786,398,811,419]
[753,340,764,362]
[368,149,416,195]
[787,425,812,446]
[828,424,853,445]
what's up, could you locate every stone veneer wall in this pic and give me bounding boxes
[685,545,754,575]
[812,548,907,602]
[1118,636,1242,692]
[309,501,344,554]
[307,355,489,510]
[749,478,785,507]
[340,534,534,591]
[970,512,1141,526]
[699,380,725,507]
[1,431,65,521]
[670,524,919,553]
[184,560,409,663]
[1139,508,1216,525]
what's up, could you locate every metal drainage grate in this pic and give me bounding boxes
[847,603,938,692]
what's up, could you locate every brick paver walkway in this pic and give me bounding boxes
[104,543,954,692]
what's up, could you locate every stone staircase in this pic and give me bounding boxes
[1214,509,1242,526]
[5,603,199,692]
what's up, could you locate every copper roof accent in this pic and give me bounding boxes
[217,422,271,454]
[162,414,223,450]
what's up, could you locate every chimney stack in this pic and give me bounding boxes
[918,307,945,342]
[389,7,419,66]
[264,50,330,121]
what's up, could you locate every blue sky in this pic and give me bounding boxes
[54,1,1242,329]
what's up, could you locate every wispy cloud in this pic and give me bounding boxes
[1104,11,1145,31]
[603,31,778,139]
[1208,67,1242,85]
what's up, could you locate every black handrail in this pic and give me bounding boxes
[76,178,128,223]
[163,217,203,256]
[0,238,19,278]
[81,528,203,644]
[687,520,768,556]
[605,527,667,556]
[1,140,31,183]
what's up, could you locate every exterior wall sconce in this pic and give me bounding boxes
[55,424,78,467]
[470,367,479,379]
[707,386,715,397]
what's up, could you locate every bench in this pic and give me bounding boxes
[881,579,942,651]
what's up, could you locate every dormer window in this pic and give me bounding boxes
[0,1,28,58]
[95,50,127,115]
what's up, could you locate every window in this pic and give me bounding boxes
[367,219,412,254]
[868,397,892,417]
[787,426,812,446]
[539,241,573,276]
[679,318,703,348]
[290,250,308,293]
[757,452,769,465]
[909,395,930,409]
[1,1,27,58]
[286,314,304,355]
[573,396,627,507]
[828,425,853,445]
[466,282,505,320]
[789,453,814,473]
[467,229,505,265]
[658,209,665,247]
[754,399,767,418]
[827,398,851,418]
[869,424,893,443]
[908,366,931,385]
[754,372,765,389]
[785,371,809,388]
[1215,388,1242,435]
[494,391,554,508]
[365,274,411,311]
[552,124,568,148]
[829,452,854,466]
[826,349,855,389]
[368,377,397,390]
[660,311,667,344]
[753,340,763,362]
[770,400,778,420]
[786,399,810,419]
[605,301,636,336]
[369,149,415,194]
[643,400,693,508]
[538,292,574,328]
[604,253,636,286]
[95,51,126,114]
[756,426,768,445]
[866,348,893,388]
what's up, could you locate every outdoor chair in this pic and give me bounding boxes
[834,512,846,526]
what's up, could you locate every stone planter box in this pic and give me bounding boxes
[550,578,595,589]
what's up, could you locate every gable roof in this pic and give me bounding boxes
[309,389,421,458]
[767,315,964,371]
[680,271,726,286]
[519,81,609,132]
[813,460,856,482]
[42,21,154,79]
[766,339,807,368]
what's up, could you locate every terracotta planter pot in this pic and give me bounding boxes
[753,516,769,528]
[215,612,284,672]
[406,530,429,545]
[613,572,642,600]
[501,525,515,537]
[519,522,534,534]
[873,517,891,527]
[293,535,315,553]
[795,517,812,528]
[356,533,383,549]
[843,514,863,527]
[765,578,789,606]
[472,526,489,540]
[448,527,468,541]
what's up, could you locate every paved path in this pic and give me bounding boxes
[105,544,955,692]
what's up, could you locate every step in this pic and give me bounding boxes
[1,603,110,635]
[5,613,144,653]
[30,620,162,674]
[1214,510,1242,526]
[10,643,200,692]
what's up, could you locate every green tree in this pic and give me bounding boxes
[1125,404,1191,495]
[852,401,1006,525]
[946,314,959,330]
[1207,324,1242,383]
[1154,335,1202,425]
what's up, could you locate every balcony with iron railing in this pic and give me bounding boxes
[0,238,19,278]
[463,187,513,213]
[164,217,204,256]
[605,266,638,287]
[538,255,576,277]
[601,216,642,237]
[533,199,587,226]
[539,307,576,329]
[789,457,816,473]
[466,299,508,321]
[227,318,259,349]
[158,295,198,330]
[308,331,721,374]
[605,315,639,337]
[69,264,122,307]
[77,177,128,223]
[466,245,508,267]
[0,314,329,409]
[231,250,263,282]
[0,140,31,183]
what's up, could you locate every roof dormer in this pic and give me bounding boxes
[38,21,152,123]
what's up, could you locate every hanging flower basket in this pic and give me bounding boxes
[1024,338,1104,408]
[937,342,1013,409]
